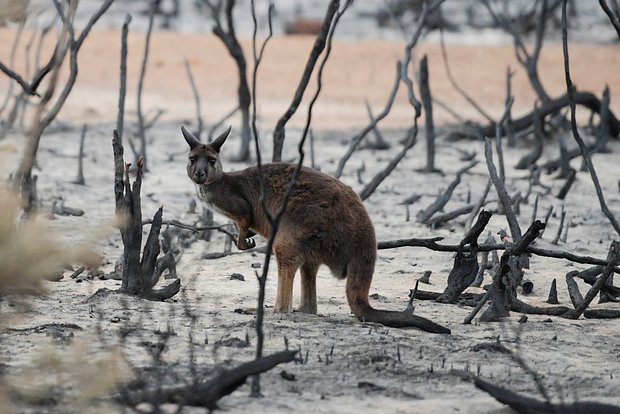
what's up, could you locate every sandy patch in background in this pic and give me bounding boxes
[1,28,619,130]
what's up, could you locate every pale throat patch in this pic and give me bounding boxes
[196,184,228,217]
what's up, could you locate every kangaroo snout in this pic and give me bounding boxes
[193,169,207,183]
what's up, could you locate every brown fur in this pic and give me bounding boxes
[182,126,450,334]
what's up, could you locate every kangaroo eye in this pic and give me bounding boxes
[189,157,196,165]
[208,158,216,166]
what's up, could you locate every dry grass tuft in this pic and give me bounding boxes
[7,338,131,411]
[0,183,102,294]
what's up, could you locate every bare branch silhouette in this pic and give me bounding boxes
[561,0,620,236]
[203,0,253,160]
[271,0,340,162]
[136,0,158,171]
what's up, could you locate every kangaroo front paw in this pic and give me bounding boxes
[237,237,256,250]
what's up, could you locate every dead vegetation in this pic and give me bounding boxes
[1,0,620,412]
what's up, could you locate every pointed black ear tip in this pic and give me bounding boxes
[181,125,201,148]
[181,125,192,139]
[211,125,232,152]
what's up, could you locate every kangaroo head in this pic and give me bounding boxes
[182,126,231,185]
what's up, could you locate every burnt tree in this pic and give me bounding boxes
[113,130,180,300]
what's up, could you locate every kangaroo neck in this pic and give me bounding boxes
[196,174,228,212]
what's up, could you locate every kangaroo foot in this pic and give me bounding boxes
[273,303,293,313]
[298,303,317,314]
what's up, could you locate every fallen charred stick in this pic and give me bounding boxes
[203,246,268,260]
[427,203,475,227]
[478,91,620,138]
[119,350,297,410]
[411,289,484,303]
[142,218,237,240]
[575,265,620,299]
[563,241,620,319]
[584,308,620,319]
[475,376,620,414]
[377,238,620,274]
[511,298,570,316]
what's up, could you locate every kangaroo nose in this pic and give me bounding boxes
[195,171,205,179]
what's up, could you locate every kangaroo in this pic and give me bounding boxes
[182,126,450,334]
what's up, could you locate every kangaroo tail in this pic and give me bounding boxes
[357,305,451,334]
[346,273,451,334]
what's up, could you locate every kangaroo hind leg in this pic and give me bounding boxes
[273,244,300,314]
[345,260,373,319]
[300,262,319,314]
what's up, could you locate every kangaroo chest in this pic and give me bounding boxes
[197,185,228,218]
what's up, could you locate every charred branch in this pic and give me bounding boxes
[358,127,418,201]
[419,54,438,172]
[272,0,340,162]
[481,0,553,104]
[377,237,620,273]
[12,0,115,211]
[562,2,620,236]
[479,91,620,139]
[204,0,252,160]
[563,241,620,319]
[119,350,297,409]
[135,0,157,171]
[438,22,493,123]
[184,58,204,140]
[475,376,620,414]
[599,0,620,39]
[515,103,545,170]
[116,14,131,143]
[335,62,402,178]
[417,161,477,224]
[364,101,390,150]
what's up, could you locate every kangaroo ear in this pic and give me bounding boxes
[211,126,231,153]
[181,126,201,149]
